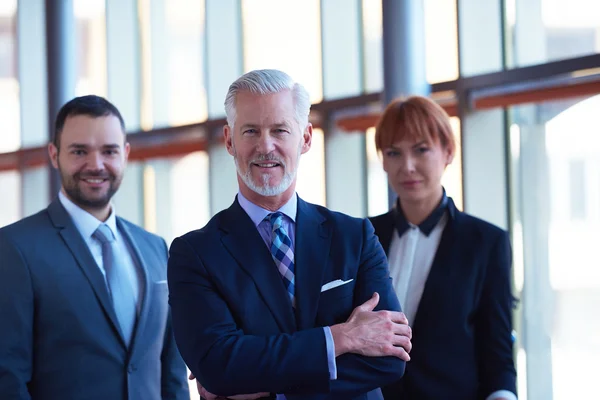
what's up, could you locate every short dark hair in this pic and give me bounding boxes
[53,95,126,148]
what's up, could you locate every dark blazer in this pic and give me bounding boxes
[168,196,405,400]
[369,198,517,400]
[0,199,189,400]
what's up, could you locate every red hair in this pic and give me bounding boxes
[375,96,455,155]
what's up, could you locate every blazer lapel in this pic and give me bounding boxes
[117,218,151,354]
[47,200,126,347]
[220,199,296,333]
[294,198,331,330]
[411,200,461,330]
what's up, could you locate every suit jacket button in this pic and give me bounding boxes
[128,365,135,373]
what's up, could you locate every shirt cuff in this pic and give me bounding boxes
[486,390,517,400]
[323,327,337,380]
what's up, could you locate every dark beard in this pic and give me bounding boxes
[61,170,120,210]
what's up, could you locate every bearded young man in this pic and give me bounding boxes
[0,95,189,400]
[167,69,413,400]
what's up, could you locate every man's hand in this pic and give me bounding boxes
[188,373,270,399]
[330,292,412,361]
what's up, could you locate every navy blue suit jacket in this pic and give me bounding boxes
[369,198,517,400]
[168,196,405,400]
[0,199,189,400]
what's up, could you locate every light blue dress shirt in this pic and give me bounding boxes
[58,191,142,313]
[237,192,337,397]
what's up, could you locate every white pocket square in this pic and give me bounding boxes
[321,279,354,292]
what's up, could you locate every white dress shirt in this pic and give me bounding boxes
[388,213,447,325]
[58,191,142,313]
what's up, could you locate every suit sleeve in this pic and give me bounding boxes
[0,231,34,400]
[160,311,191,400]
[476,231,517,398]
[167,236,331,397]
[325,219,405,397]
[159,239,191,400]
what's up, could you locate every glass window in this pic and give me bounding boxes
[568,159,586,220]
[241,0,323,103]
[16,0,48,149]
[321,0,362,99]
[139,0,207,129]
[424,0,459,83]
[458,0,503,77]
[296,128,326,206]
[509,95,600,399]
[112,161,145,226]
[163,0,207,126]
[142,163,157,233]
[21,166,49,218]
[0,0,19,153]
[366,127,388,216]
[362,0,459,88]
[506,0,600,67]
[0,170,21,227]
[170,151,210,239]
[0,1,16,78]
[362,0,383,92]
[142,153,210,245]
[74,0,107,96]
[443,117,463,210]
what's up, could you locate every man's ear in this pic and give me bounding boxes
[48,143,59,169]
[300,123,313,155]
[124,142,131,162]
[224,125,235,156]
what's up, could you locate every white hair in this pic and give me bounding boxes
[224,69,311,129]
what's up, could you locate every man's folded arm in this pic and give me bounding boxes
[167,236,331,397]
[321,219,406,396]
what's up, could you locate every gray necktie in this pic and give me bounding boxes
[93,224,136,346]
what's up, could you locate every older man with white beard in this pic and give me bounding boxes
[167,69,413,400]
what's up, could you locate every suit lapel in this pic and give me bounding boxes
[294,199,331,330]
[220,199,296,333]
[411,200,461,330]
[117,218,151,354]
[47,200,126,347]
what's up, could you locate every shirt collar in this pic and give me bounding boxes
[58,191,118,240]
[237,191,298,227]
[394,188,450,237]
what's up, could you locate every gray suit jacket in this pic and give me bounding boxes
[0,199,189,400]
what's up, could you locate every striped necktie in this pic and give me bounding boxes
[267,212,295,307]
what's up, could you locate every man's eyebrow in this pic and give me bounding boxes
[67,143,88,149]
[240,124,259,129]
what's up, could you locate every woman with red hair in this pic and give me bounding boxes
[370,96,517,400]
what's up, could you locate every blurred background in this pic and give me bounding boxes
[1,0,599,398]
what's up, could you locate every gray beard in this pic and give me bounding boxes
[233,144,302,197]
